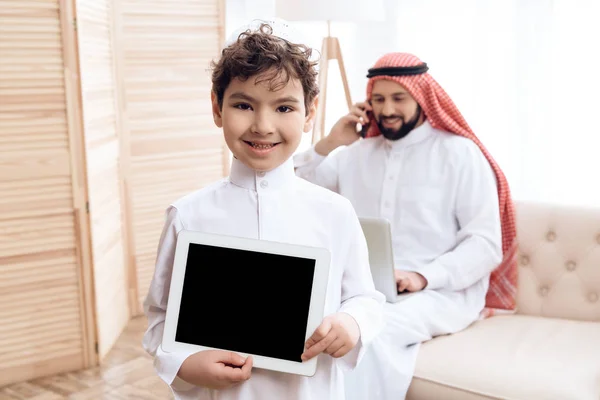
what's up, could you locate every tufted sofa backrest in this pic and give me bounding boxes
[515,201,600,322]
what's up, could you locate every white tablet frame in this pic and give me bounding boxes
[162,229,331,377]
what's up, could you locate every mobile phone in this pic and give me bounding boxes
[359,110,374,138]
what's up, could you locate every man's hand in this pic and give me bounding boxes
[177,350,253,389]
[301,312,360,361]
[395,270,428,293]
[314,101,372,156]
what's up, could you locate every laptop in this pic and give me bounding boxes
[359,217,416,303]
[162,230,331,377]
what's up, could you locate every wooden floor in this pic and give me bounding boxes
[0,317,174,400]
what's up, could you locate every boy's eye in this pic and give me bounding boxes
[234,103,252,110]
[372,98,384,104]
[277,106,293,113]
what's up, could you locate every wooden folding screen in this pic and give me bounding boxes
[75,0,131,359]
[0,0,227,385]
[0,0,94,386]
[118,0,228,315]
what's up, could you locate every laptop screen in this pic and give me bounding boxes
[175,242,316,363]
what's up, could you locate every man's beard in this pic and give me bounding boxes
[376,105,422,141]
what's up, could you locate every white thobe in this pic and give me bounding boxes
[293,120,503,399]
[142,156,385,400]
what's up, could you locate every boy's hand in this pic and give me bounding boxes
[395,270,428,292]
[177,350,253,389]
[301,312,359,361]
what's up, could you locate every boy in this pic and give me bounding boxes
[142,20,385,400]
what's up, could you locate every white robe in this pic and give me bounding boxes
[142,156,385,400]
[293,120,503,399]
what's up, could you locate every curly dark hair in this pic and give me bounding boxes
[211,23,319,114]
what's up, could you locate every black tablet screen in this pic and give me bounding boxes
[175,243,316,363]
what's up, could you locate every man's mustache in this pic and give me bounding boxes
[380,115,404,121]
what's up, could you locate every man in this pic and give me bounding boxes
[293,52,517,398]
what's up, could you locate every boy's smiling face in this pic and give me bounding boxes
[212,70,316,172]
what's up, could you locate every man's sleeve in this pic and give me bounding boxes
[418,141,503,291]
[293,145,341,193]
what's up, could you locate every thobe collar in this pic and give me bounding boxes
[229,156,296,191]
[383,120,434,153]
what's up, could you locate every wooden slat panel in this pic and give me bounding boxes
[0,214,76,260]
[76,0,130,359]
[0,177,74,220]
[119,0,227,312]
[0,0,86,386]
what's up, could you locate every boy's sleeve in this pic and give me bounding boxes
[142,205,197,391]
[335,201,386,371]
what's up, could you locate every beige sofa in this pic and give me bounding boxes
[407,201,600,400]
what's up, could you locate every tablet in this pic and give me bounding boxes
[162,229,331,377]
